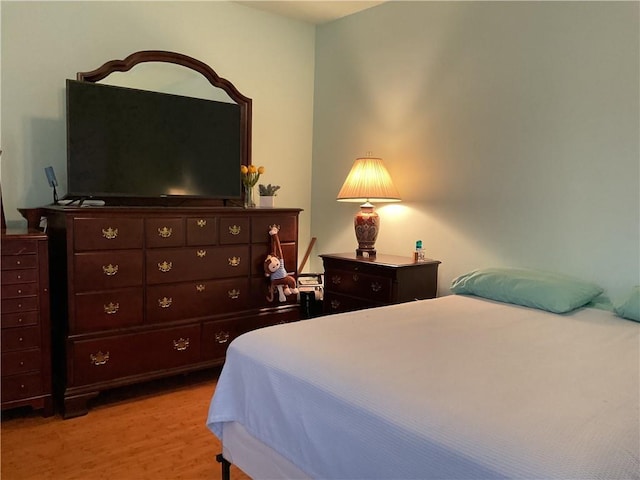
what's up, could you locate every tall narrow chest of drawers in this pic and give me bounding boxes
[1,228,53,416]
[44,206,301,418]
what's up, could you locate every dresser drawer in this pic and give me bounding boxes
[147,278,250,323]
[1,255,37,270]
[251,215,298,243]
[1,239,37,256]
[73,251,144,292]
[1,372,43,402]
[218,217,250,244]
[201,318,250,361]
[1,311,39,328]
[325,269,393,303]
[251,242,298,277]
[1,296,39,314]
[1,268,37,285]
[186,217,218,246]
[146,246,250,284]
[2,282,38,298]
[70,325,201,386]
[73,217,144,251]
[145,218,185,248]
[1,326,40,351]
[72,288,144,334]
[2,348,41,375]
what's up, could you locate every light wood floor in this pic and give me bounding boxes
[1,368,251,480]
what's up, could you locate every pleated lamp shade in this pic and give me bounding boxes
[336,157,401,203]
[336,156,400,257]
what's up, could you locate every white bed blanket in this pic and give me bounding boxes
[207,295,639,479]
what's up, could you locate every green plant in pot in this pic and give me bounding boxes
[258,184,280,208]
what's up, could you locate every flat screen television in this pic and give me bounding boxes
[66,79,242,201]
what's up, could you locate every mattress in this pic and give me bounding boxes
[207,295,640,479]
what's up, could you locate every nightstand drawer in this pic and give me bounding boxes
[326,270,393,302]
[324,292,380,314]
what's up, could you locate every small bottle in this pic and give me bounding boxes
[415,240,426,262]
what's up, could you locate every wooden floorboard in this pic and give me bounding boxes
[1,368,251,480]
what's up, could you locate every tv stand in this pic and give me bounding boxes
[44,205,301,418]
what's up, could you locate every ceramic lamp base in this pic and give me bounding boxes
[354,203,378,257]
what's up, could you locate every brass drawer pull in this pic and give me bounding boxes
[158,297,172,308]
[102,227,118,240]
[16,260,21,266]
[196,249,207,258]
[196,284,206,292]
[228,257,240,267]
[158,261,172,273]
[228,289,240,299]
[103,264,119,276]
[353,274,360,282]
[331,275,342,285]
[158,226,172,238]
[173,338,190,351]
[330,299,341,310]
[197,219,207,227]
[104,302,120,315]
[90,351,110,366]
[371,282,382,292]
[228,225,241,235]
[215,331,230,344]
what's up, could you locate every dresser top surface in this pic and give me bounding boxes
[320,252,440,268]
[1,228,47,240]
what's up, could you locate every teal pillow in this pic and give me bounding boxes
[450,267,603,314]
[614,286,640,322]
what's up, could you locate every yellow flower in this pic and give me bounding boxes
[241,164,265,189]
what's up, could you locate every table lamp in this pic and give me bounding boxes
[336,155,401,257]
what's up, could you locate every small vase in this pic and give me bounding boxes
[243,185,255,208]
[259,196,275,208]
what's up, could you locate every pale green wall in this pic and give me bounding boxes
[0,1,315,253]
[312,1,639,300]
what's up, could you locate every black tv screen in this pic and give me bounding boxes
[66,79,242,200]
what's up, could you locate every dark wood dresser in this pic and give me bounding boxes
[44,206,301,418]
[320,253,440,314]
[1,228,53,416]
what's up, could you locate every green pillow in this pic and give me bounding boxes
[614,286,640,322]
[450,267,603,314]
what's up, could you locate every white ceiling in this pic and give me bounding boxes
[235,1,386,25]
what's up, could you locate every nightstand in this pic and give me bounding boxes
[320,253,440,315]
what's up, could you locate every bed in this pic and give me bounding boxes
[207,269,640,479]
